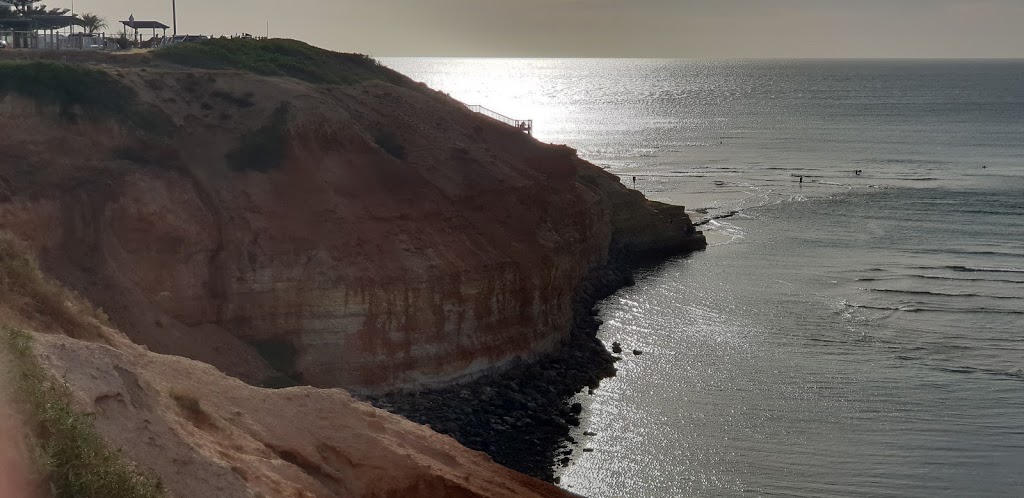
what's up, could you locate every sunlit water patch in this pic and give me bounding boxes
[382,58,1024,496]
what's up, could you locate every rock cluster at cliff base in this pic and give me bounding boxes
[0,42,706,495]
[365,259,642,481]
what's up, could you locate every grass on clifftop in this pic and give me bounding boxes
[154,38,411,87]
[3,329,165,498]
[0,62,132,117]
[0,234,108,340]
[0,62,169,133]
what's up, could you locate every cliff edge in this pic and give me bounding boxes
[0,234,572,497]
[0,40,703,394]
[0,39,704,494]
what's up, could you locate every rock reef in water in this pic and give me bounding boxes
[0,40,704,495]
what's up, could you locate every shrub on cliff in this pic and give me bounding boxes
[0,234,162,496]
[3,328,165,498]
[225,103,291,172]
[0,233,108,340]
[0,61,132,118]
[0,62,171,133]
[154,38,412,87]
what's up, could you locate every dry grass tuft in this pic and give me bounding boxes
[0,232,108,340]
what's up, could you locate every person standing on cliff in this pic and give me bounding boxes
[632,176,637,188]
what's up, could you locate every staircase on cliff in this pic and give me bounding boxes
[467,105,533,135]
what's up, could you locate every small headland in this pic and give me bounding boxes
[365,191,707,481]
[0,38,704,494]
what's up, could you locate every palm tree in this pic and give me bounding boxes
[79,13,107,35]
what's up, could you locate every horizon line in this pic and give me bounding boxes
[371,55,1024,61]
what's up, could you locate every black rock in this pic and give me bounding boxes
[611,342,623,354]
[357,258,659,483]
[633,349,643,356]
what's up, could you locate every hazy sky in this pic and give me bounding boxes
[75,0,1024,57]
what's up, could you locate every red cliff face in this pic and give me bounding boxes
[0,64,702,392]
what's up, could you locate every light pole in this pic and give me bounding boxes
[172,0,177,36]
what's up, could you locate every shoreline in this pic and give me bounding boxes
[363,258,642,481]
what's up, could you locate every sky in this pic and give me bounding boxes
[69,0,1024,58]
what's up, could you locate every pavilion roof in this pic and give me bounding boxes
[0,15,83,30]
[120,20,170,30]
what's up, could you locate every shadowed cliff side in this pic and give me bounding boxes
[0,233,574,497]
[0,41,703,396]
[0,40,705,490]
[367,162,707,480]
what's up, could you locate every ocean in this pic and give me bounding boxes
[380,58,1024,497]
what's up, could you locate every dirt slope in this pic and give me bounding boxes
[29,330,571,498]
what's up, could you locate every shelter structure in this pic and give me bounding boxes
[120,19,169,43]
[0,15,84,48]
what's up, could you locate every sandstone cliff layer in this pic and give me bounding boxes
[0,46,703,395]
[0,233,572,497]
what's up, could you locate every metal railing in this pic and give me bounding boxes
[467,105,533,135]
[1,30,113,50]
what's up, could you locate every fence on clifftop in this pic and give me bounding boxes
[467,105,533,135]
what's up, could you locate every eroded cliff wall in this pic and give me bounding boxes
[0,233,572,498]
[0,57,702,393]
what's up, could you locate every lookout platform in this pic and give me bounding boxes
[467,105,532,135]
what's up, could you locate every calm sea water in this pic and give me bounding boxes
[381,58,1024,497]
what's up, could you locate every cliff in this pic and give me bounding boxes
[0,234,572,497]
[0,40,704,495]
[0,42,704,395]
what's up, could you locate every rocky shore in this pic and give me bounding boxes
[363,256,641,481]
[0,41,707,495]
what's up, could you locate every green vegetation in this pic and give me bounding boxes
[3,0,69,16]
[79,13,108,35]
[0,62,170,134]
[153,38,412,87]
[0,61,135,118]
[0,233,162,496]
[225,103,291,172]
[0,233,107,339]
[2,328,165,498]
